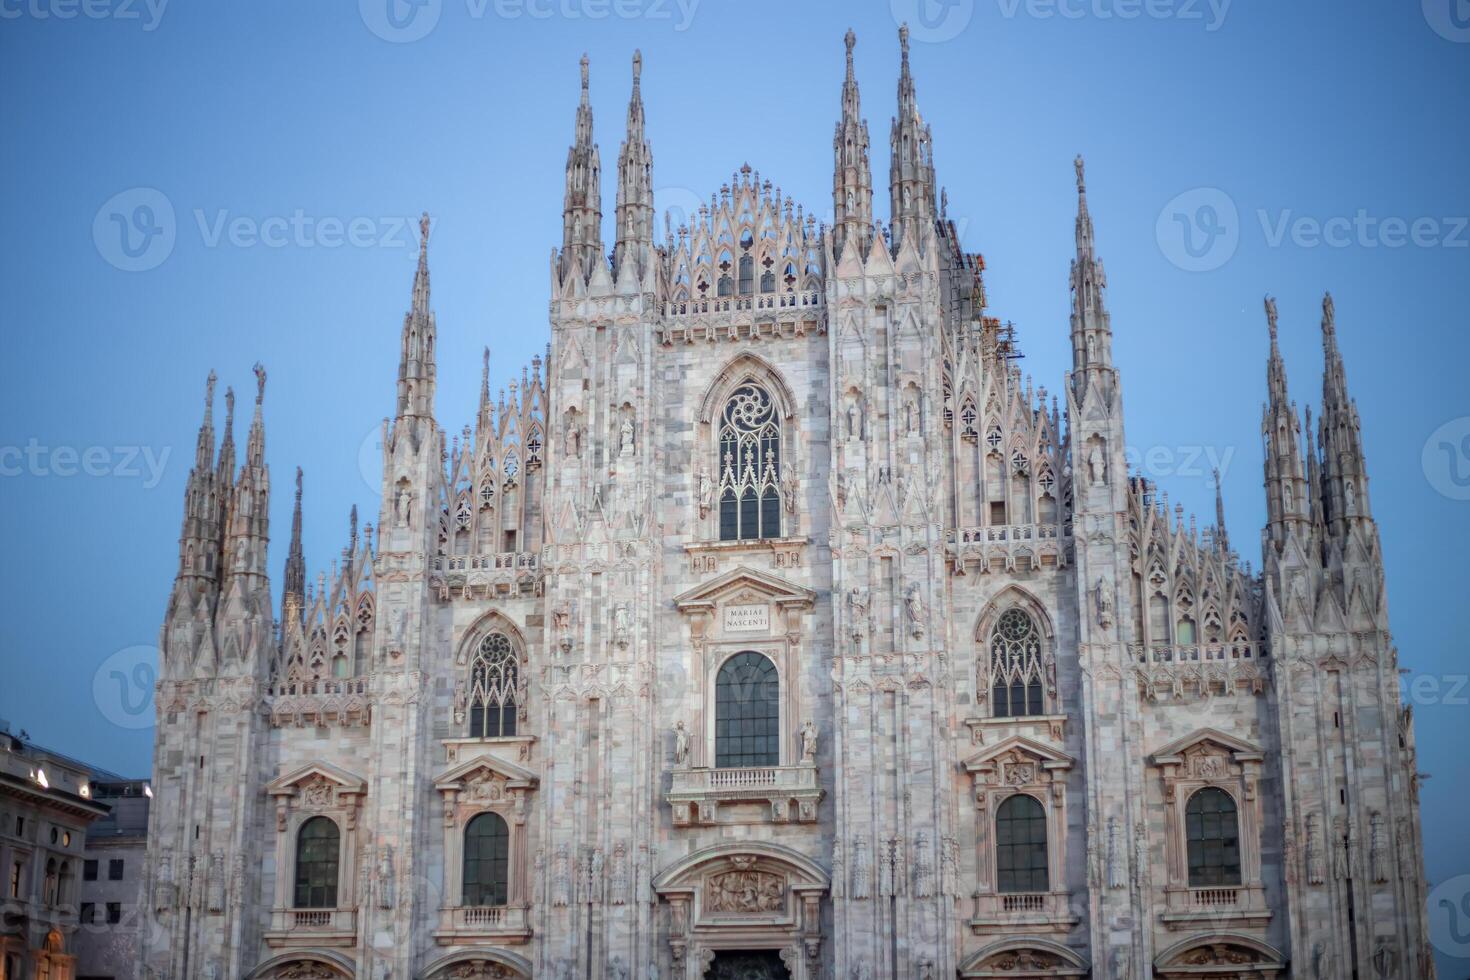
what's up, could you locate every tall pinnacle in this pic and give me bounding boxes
[217,386,236,483]
[1261,296,1309,544]
[833,28,873,262]
[195,371,217,470]
[1069,156,1112,380]
[282,466,305,622]
[1214,467,1230,554]
[889,22,936,252]
[246,362,267,469]
[395,214,437,423]
[614,49,655,282]
[1316,291,1372,531]
[562,53,604,282]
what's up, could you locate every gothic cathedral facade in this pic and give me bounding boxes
[141,27,1432,980]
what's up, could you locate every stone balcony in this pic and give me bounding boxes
[433,904,533,945]
[265,907,357,947]
[667,764,823,827]
[968,891,1081,935]
[1159,884,1271,930]
[655,290,825,346]
[946,522,1073,573]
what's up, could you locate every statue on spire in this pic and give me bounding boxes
[253,362,267,404]
[1265,295,1279,340]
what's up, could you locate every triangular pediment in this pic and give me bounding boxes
[963,735,1074,773]
[673,565,815,611]
[1150,727,1263,766]
[266,760,366,797]
[433,754,538,791]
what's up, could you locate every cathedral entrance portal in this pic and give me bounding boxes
[706,950,792,980]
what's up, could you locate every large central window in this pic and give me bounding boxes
[718,383,781,541]
[1185,787,1241,886]
[293,817,340,909]
[715,652,780,768]
[996,794,1049,893]
[989,608,1045,718]
[462,812,510,907]
[469,632,519,738]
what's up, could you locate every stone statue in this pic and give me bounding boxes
[1312,941,1333,980]
[613,602,631,648]
[800,720,818,764]
[697,467,713,516]
[1095,576,1114,630]
[673,721,690,767]
[905,584,925,638]
[1088,443,1106,485]
[619,415,635,456]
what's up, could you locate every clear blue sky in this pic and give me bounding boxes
[2,0,1467,968]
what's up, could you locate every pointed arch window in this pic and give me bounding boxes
[989,608,1045,718]
[996,794,1049,893]
[718,383,782,541]
[462,812,510,907]
[1185,787,1241,886]
[293,816,340,908]
[738,254,754,295]
[715,652,780,768]
[469,632,519,738]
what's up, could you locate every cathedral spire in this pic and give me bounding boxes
[614,49,655,283]
[282,466,305,623]
[1214,467,1230,555]
[1316,292,1373,533]
[395,214,437,423]
[220,363,272,614]
[1261,296,1310,549]
[562,53,604,283]
[245,362,267,469]
[217,385,236,484]
[889,22,936,254]
[833,28,873,262]
[195,370,217,471]
[1069,156,1113,382]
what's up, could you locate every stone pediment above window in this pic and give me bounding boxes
[265,762,367,808]
[963,736,1074,790]
[1149,728,1264,774]
[433,756,539,796]
[673,566,814,644]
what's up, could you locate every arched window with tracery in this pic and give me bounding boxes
[718,383,782,541]
[293,816,340,908]
[988,608,1045,718]
[469,632,519,738]
[462,811,510,906]
[1185,787,1241,886]
[995,794,1049,893]
[715,652,780,768]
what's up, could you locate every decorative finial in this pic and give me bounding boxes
[580,52,589,91]
[1321,291,1335,334]
[845,27,856,64]
[205,370,217,409]
[632,49,642,85]
[1264,295,1279,341]
[1074,154,1086,193]
[418,212,430,249]
[252,362,267,405]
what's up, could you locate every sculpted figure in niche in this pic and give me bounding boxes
[673,721,690,767]
[1088,442,1106,485]
[619,414,635,456]
[800,720,818,764]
